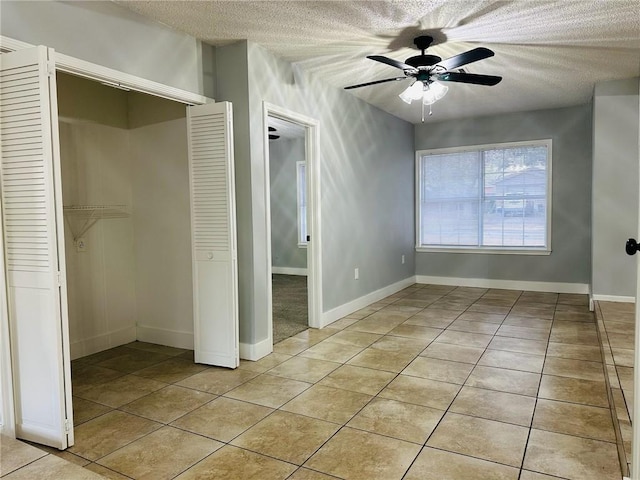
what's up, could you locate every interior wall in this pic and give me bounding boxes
[130,116,192,348]
[592,77,640,298]
[270,138,307,271]
[1,0,204,95]
[414,104,593,285]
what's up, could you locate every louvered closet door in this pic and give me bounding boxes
[0,46,73,448]
[187,101,239,368]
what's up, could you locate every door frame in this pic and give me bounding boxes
[263,102,322,343]
[0,35,212,442]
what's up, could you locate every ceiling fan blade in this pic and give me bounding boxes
[436,47,495,71]
[344,77,407,90]
[436,72,502,86]
[367,55,415,71]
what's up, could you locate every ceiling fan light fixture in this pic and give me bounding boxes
[422,81,448,105]
[399,81,426,104]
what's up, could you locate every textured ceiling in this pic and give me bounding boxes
[117,0,640,124]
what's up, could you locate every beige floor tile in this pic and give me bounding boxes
[72,397,112,426]
[292,328,339,343]
[381,303,424,314]
[523,429,621,480]
[496,325,550,341]
[402,315,454,328]
[420,342,485,364]
[2,454,104,480]
[549,329,599,346]
[318,364,396,395]
[324,330,382,348]
[519,470,570,480]
[325,316,360,330]
[73,374,166,408]
[466,303,512,315]
[71,364,126,390]
[478,349,544,373]
[268,356,341,383]
[409,307,460,322]
[170,396,273,442]
[402,356,474,385]
[429,299,472,311]
[404,447,520,480]
[347,397,444,443]
[449,386,536,426]
[231,411,340,465]
[132,357,208,383]
[558,294,589,306]
[97,426,222,480]
[387,324,443,341]
[538,375,609,407]
[456,311,507,324]
[546,342,603,362]
[502,315,552,329]
[434,330,493,348]
[83,463,131,479]
[304,427,420,480]
[238,352,292,373]
[73,346,132,365]
[378,375,460,410]
[299,339,364,363]
[466,365,540,396]
[176,367,260,394]
[174,445,297,480]
[35,449,89,468]
[96,349,172,373]
[120,385,215,423]
[612,348,635,367]
[519,292,558,304]
[543,358,605,382]
[288,468,338,479]
[281,384,372,424]
[554,311,595,323]
[370,335,430,354]
[347,347,416,373]
[511,304,555,319]
[532,399,616,442]
[273,337,312,355]
[488,336,548,355]
[224,373,311,408]
[427,413,529,467]
[68,411,161,461]
[125,341,189,357]
[0,436,47,476]
[346,316,405,335]
[447,320,500,335]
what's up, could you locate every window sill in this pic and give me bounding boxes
[415,246,551,256]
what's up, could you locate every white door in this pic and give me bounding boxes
[0,46,73,448]
[187,101,239,368]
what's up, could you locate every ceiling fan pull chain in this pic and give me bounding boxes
[429,103,433,116]
[421,101,425,123]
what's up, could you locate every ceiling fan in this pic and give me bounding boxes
[345,35,502,118]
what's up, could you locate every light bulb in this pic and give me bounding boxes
[422,81,448,105]
[399,81,425,104]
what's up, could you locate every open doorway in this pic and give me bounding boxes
[264,103,322,348]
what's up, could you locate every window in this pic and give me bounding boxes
[416,140,551,253]
[296,161,307,246]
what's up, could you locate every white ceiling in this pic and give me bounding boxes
[117,0,640,124]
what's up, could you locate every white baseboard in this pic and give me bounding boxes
[590,294,635,303]
[415,275,589,294]
[272,267,308,276]
[136,324,194,350]
[321,276,417,327]
[239,337,273,361]
[70,326,137,360]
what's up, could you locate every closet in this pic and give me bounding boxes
[57,72,193,360]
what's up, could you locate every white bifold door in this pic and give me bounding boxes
[0,46,73,448]
[187,101,239,368]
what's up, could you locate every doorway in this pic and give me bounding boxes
[263,103,322,349]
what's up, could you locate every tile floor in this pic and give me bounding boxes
[2,284,625,480]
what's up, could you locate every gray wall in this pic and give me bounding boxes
[414,105,593,284]
[1,1,204,95]
[270,138,307,270]
[592,78,640,298]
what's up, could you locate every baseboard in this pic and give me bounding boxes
[272,267,308,276]
[590,294,635,303]
[136,324,194,350]
[239,337,272,361]
[415,275,589,294]
[321,276,417,327]
[70,326,137,360]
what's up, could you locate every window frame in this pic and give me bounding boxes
[415,139,552,255]
[296,160,308,248]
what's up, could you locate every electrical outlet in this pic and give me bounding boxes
[402,254,405,264]
[354,267,359,280]
[76,238,87,253]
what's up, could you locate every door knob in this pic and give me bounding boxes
[626,238,640,255]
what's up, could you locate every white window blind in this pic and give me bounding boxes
[417,140,551,252]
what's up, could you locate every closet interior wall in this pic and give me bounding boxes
[57,73,193,360]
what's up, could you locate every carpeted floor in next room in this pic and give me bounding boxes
[272,274,308,344]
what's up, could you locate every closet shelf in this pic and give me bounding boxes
[63,205,130,241]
